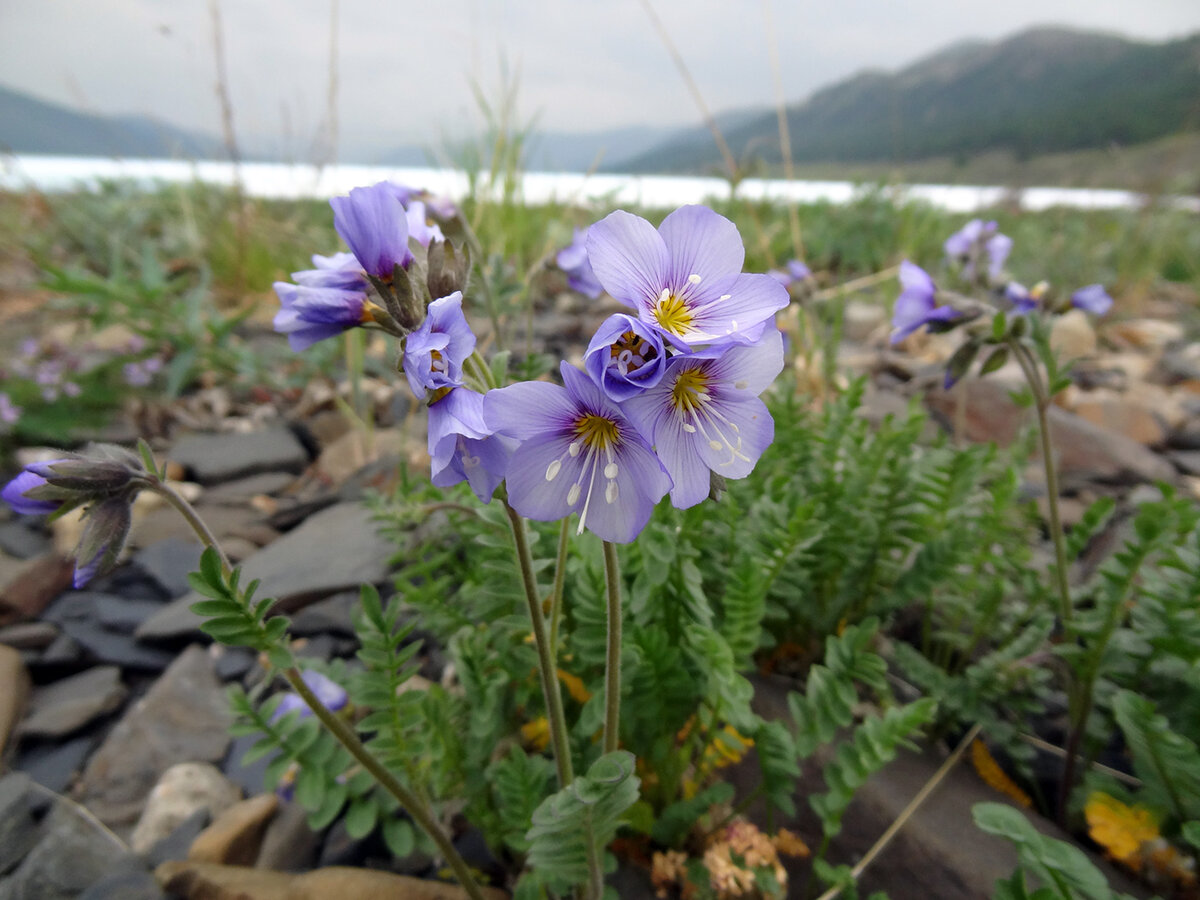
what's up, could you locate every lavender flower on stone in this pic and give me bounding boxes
[586,206,789,347]
[270,670,349,723]
[944,219,1012,282]
[484,363,671,543]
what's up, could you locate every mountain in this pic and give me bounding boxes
[619,27,1200,174]
[0,85,224,160]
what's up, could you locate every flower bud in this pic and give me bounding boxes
[73,496,134,588]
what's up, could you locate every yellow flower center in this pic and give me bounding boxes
[573,414,620,450]
[653,290,694,336]
[671,368,710,413]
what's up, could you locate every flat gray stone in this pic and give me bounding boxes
[133,539,205,599]
[74,645,233,836]
[137,503,393,641]
[19,666,127,739]
[168,428,308,485]
[42,593,175,672]
[0,622,59,651]
[204,472,296,505]
[15,733,97,794]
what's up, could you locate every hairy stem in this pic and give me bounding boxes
[504,502,574,787]
[147,480,232,574]
[602,541,623,754]
[283,669,487,900]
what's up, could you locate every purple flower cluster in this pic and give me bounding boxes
[483,206,788,540]
[557,227,604,299]
[944,219,1012,283]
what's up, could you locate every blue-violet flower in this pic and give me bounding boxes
[330,182,412,278]
[891,261,959,344]
[586,206,789,346]
[624,330,783,509]
[1071,284,1114,317]
[402,292,475,400]
[483,363,671,543]
[428,388,514,503]
[557,227,604,299]
[583,314,668,402]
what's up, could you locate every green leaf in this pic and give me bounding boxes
[525,751,640,893]
[382,817,416,858]
[344,795,380,840]
[980,346,1010,376]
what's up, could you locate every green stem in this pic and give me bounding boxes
[147,480,232,574]
[602,541,623,755]
[503,502,574,788]
[283,669,487,900]
[148,478,485,899]
[549,517,571,660]
[1008,338,1072,625]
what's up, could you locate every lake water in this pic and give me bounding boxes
[2,154,1196,214]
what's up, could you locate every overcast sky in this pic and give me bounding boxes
[3,0,1198,160]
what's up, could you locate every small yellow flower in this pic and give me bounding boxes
[772,828,810,858]
[557,668,592,704]
[1084,792,1160,870]
[520,717,550,752]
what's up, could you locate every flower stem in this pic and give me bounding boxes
[147,480,232,575]
[1008,338,1072,625]
[601,541,623,754]
[282,668,488,900]
[503,502,574,788]
[549,517,571,659]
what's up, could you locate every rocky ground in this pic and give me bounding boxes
[0,286,1196,899]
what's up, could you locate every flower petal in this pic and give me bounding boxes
[657,205,744,289]
[586,211,669,308]
[685,273,788,342]
[483,381,576,440]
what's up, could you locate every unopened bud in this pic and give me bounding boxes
[73,496,133,587]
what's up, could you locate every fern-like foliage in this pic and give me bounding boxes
[187,547,292,667]
[810,698,938,837]
[1111,690,1200,825]
[524,751,640,895]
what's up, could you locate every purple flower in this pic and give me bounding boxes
[623,330,783,509]
[299,252,370,291]
[72,496,132,588]
[1004,282,1038,315]
[428,388,514,503]
[63,382,82,398]
[945,219,1011,280]
[586,206,789,347]
[557,227,604,299]
[123,362,152,387]
[583,314,668,402]
[330,182,412,278]
[484,363,671,543]
[406,200,444,248]
[19,339,38,358]
[890,261,959,344]
[402,292,475,400]
[2,465,65,515]
[270,670,348,724]
[768,260,811,286]
[1071,284,1114,317]
[0,393,20,425]
[273,282,370,352]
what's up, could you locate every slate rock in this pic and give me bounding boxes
[0,645,30,758]
[0,622,59,651]
[77,860,164,900]
[138,503,394,641]
[1168,450,1200,476]
[204,472,296,505]
[254,801,322,872]
[0,796,139,900]
[0,773,50,876]
[75,645,234,836]
[212,646,257,682]
[19,665,127,739]
[221,733,271,798]
[143,808,211,868]
[0,554,74,627]
[42,592,175,672]
[289,590,358,637]
[169,429,309,485]
[94,595,169,635]
[927,378,1176,486]
[0,523,51,561]
[154,862,508,900]
[31,632,85,669]
[14,733,97,794]
[133,539,205,599]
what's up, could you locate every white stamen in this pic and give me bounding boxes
[709,439,723,451]
[568,442,581,457]
[605,481,619,503]
[604,462,618,479]
[735,380,748,390]
[567,483,581,506]
[687,273,702,285]
[719,294,732,300]
[658,287,671,304]
[545,459,561,481]
[683,423,697,433]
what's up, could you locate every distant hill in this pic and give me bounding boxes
[619,27,1200,174]
[0,85,224,160]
